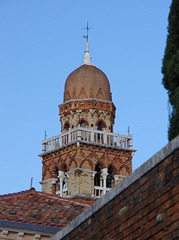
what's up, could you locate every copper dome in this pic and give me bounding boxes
[64,65,111,103]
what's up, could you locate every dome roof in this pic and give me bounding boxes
[64,64,111,103]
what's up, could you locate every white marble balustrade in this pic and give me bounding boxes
[42,126,133,153]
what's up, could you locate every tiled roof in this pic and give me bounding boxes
[0,189,95,228]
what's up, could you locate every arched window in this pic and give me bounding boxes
[94,163,101,186]
[64,122,70,131]
[62,164,68,194]
[55,167,59,178]
[96,120,106,130]
[106,165,114,188]
[77,118,88,128]
[97,121,105,140]
[62,163,67,173]
[57,163,68,197]
[97,121,103,131]
[80,120,86,128]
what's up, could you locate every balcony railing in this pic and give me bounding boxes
[42,126,133,153]
[94,186,111,198]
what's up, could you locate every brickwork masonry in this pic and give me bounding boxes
[52,135,179,240]
[41,143,133,195]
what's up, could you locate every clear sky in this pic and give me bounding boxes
[0,0,172,194]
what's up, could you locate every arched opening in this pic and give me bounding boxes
[61,163,67,172]
[80,120,87,128]
[61,163,67,189]
[96,120,106,140]
[55,166,60,193]
[57,163,68,197]
[111,124,113,133]
[77,118,88,128]
[97,121,103,131]
[94,163,102,186]
[55,167,59,178]
[78,119,88,140]
[64,122,70,131]
[96,120,106,131]
[106,164,114,188]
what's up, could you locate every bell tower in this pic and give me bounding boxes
[39,43,135,199]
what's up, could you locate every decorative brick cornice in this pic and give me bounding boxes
[59,99,116,118]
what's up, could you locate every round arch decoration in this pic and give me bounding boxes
[68,159,78,170]
[59,162,68,172]
[79,159,93,170]
[94,161,105,171]
[107,164,117,175]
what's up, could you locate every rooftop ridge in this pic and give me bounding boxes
[0,189,92,207]
[0,189,36,199]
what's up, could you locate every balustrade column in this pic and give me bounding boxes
[116,133,120,146]
[129,135,133,149]
[60,135,62,146]
[51,137,53,150]
[68,128,71,143]
[91,128,94,141]
[77,125,82,141]
[42,143,46,152]
[103,130,107,144]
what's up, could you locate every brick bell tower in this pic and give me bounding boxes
[39,42,135,199]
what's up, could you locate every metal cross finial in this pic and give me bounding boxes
[82,22,93,42]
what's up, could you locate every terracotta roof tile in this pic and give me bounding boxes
[0,189,95,228]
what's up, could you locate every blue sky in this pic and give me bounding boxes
[0,0,172,194]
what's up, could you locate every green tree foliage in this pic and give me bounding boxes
[162,0,179,141]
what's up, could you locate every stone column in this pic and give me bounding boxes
[58,170,65,197]
[92,171,97,197]
[101,168,108,195]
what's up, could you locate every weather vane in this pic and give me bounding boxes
[82,22,93,42]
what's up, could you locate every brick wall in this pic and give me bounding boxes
[53,136,179,240]
[41,142,133,195]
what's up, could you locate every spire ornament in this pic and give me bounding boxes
[83,42,92,65]
[82,22,95,66]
